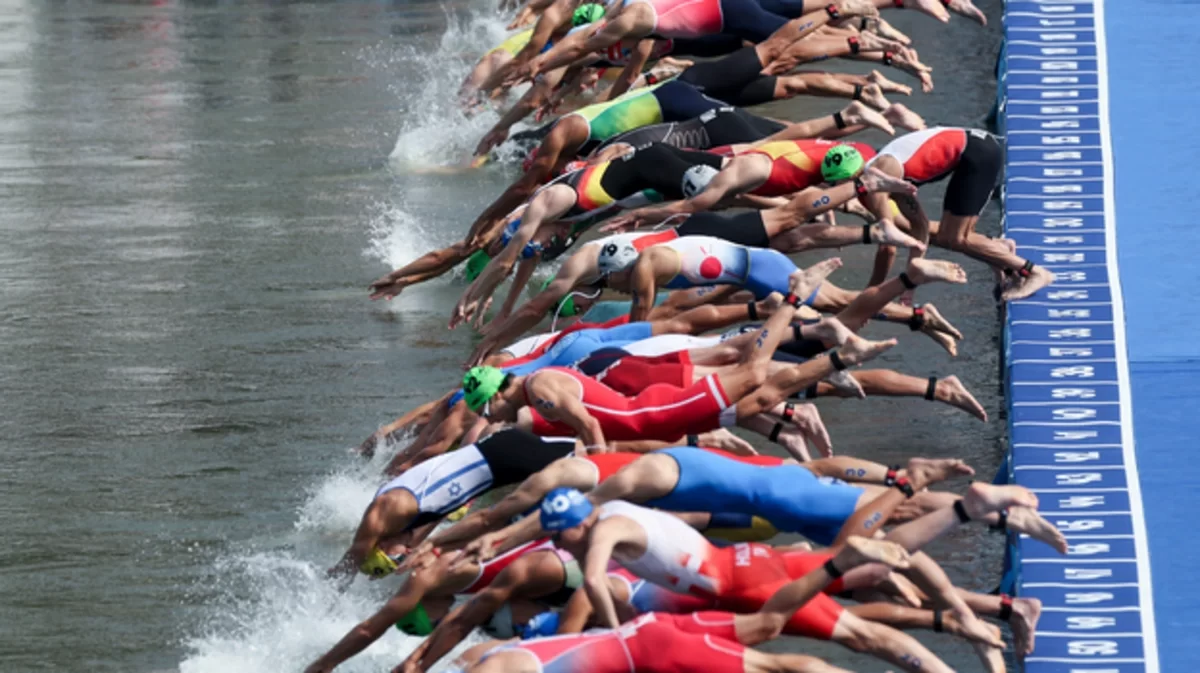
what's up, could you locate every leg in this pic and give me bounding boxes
[831,612,955,673]
[468,651,537,673]
[770,73,891,110]
[744,651,852,673]
[812,370,987,421]
[588,452,681,504]
[847,603,1002,647]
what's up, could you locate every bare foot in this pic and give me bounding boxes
[861,168,918,198]
[857,82,891,111]
[991,238,1017,293]
[837,536,913,571]
[790,258,843,299]
[866,69,912,95]
[825,370,865,398]
[900,0,950,23]
[809,316,855,346]
[862,16,912,45]
[888,49,934,91]
[943,612,1005,647]
[857,30,910,54]
[1002,264,1055,301]
[952,608,1006,650]
[1010,597,1042,658]
[841,101,895,135]
[946,0,987,24]
[841,198,876,221]
[935,375,987,421]
[971,641,1007,673]
[699,428,758,456]
[883,103,926,131]
[870,218,925,250]
[787,403,833,457]
[961,482,1039,519]
[772,426,813,462]
[905,456,975,489]
[906,258,967,285]
[922,326,959,357]
[835,334,898,368]
[1007,505,1068,554]
[919,303,963,340]
[838,0,880,17]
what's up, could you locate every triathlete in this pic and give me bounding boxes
[326,429,580,581]
[423,536,912,673]
[833,128,1056,300]
[454,264,900,446]
[400,536,913,673]
[447,142,919,328]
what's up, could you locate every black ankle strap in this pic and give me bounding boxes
[953,499,971,523]
[924,376,937,401]
[829,350,847,371]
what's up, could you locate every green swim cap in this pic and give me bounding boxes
[573,3,605,25]
[395,602,434,636]
[464,250,492,282]
[541,279,577,318]
[463,366,508,412]
[821,145,864,182]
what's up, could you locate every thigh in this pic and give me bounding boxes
[942,131,1002,217]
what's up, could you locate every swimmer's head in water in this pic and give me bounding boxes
[821,145,864,182]
[540,487,594,531]
[464,249,492,282]
[597,239,639,275]
[681,164,719,198]
[360,547,402,578]
[572,3,605,26]
[540,278,578,317]
[395,602,435,636]
[462,365,511,412]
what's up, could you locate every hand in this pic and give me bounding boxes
[305,662,333,673]
[449,295,482,330]
[460,531,506,564]
[472,297,494,331]
[354,432,381,458]
[475,126,511,157]
[368,274,407,301]
[597,211,645,233]
[465,339,497,370]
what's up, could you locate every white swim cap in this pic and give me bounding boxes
[681,164,719,198]
[597,238,639,275]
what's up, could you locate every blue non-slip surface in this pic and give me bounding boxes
[999,1,1169,670]
[1104,0,1200,668]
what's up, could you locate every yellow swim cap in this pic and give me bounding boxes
[360,547,400,577]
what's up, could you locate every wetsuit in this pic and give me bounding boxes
[870,126,1003,216]
[720,138,878,196]
[482,612,750,673]
[626,0,796,43]
[374,429,579,531]
[592,107,784,156]
[525,366,734,441]
[562,79,738,154]
[644,447,864,545]
[648,234,814,300]
[593,500,850,638]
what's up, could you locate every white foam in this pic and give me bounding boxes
[383,12,517,165]
[177,436,489,673]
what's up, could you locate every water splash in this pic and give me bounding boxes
[382,12,520,165]
[178,436,490,673]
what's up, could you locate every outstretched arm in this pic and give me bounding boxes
[626,255,659,323]
[583,517,636,628]
[603,39,655,101]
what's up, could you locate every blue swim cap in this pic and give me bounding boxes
[540,487,593,531]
